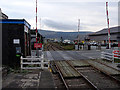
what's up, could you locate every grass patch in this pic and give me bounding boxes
[62,45,75,50]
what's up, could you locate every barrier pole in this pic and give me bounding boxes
[106,2,111,49]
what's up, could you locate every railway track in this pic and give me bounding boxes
[74,65,120,89]
[45,43,64,51]
[87,59,120,82]
[69,60,120,89]
[51,60,120,89]
[53,61,98,89]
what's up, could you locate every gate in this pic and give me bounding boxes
[101,50,120,64]
[20,50,49,69]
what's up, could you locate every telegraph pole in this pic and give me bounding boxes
[78,19,80,50]
[106,2,111,49]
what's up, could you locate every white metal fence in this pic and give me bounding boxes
[20,50,49,70]
[101,50,120,64]
[101,51,113,61]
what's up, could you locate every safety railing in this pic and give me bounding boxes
[101,51,113,62]
[101,50,120,64]
[20,53,49,70]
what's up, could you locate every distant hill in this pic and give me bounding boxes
[38,29,93,40]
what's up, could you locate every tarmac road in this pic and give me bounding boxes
[44,50,102,61]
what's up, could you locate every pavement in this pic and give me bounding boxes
[2,69,55,89]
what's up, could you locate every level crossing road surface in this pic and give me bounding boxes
[3,49,120,89]
[44,50,102,61]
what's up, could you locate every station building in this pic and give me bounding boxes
[1,19,31,67]
[88,26,120,45]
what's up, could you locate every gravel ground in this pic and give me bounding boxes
[52,73,65,88]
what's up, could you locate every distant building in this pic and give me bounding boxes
[63,39,71,44]
[88,26,120,44]
[1,19,31,67]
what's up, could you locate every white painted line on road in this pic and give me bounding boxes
[46,51,54,61]
[80,53,95,60]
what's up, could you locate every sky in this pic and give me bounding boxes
[0,0,119,32]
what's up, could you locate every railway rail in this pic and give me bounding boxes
[87,59,120,82]
[51,60,120,89]
[68,60,120,89]
[45,43,64,51]
[53,61,98,89]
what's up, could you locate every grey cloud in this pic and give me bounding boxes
[43,19,106,31]
[43,19,77,30]
[0,0,118,32]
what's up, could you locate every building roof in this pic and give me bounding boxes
[88,26,120,41]
[0,19,31,28]
[89,26,120,36]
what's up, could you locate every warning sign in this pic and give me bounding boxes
[34,43,42,48]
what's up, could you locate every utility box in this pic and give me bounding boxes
[1,19,31,67]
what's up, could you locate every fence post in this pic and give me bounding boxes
[20,56,23,70]
[112,50,114,63]
[41,57,43,69]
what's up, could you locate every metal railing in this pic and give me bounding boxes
[101,51,114,62]
[101,50,120,64]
